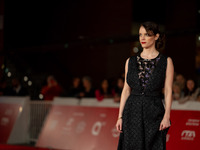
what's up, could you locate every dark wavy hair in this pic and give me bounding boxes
[184,78,198,96]
[99,79,112,95]
[140,21,165,49]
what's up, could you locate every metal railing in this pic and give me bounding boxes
[29,101,52,142]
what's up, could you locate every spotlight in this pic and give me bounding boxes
[39,94,44,99]
[7,72,11,77]
[1,64,5,69]
[133,47,139,53]
[5,68,9,73]
[24,76,28,82]
[19,107,23,113]
[28,81,32,86]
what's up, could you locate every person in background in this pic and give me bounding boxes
[196,93,200,102]
[41,75,63,100]
[172,81,184,100]
[67,77,82,97]
[175,74,186,93]
[95,79,115,101]
[121,73,125,79]
[113,77,124,103]
[78,76,95,98]
[179,78,200,104]
[0,79,9,96]
[173,71,177,81]
[6,77,28,96]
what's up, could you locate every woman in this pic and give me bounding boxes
[116,22,174,150]
[67,77,82,97]
[41,75,63,100]
[95,79,114,101]
[172,81,184,100]
[113,77,124,103]
[78,76,95,98]
[179,78,200,104]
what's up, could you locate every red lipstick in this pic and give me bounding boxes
[141,42,146,44]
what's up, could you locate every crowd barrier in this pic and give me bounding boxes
[0,96,29,144]
[29,101,52,142]
[0,96,200,150]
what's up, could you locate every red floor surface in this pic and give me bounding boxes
[0,144,62,150]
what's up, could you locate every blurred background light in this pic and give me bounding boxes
[19,107,23,113]
[1,64,5,69]
[133,47,139,53]
[109,39,114,44]
[24,76,28,82]
[7,72,11,77]
[5,68,9,73]
[39,94,44,99]
[28,81,32,86]
[64,43,69,48]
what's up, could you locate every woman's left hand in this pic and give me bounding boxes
[159,117,171,131]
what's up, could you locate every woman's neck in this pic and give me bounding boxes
[142,47,157,54]
[141,47,159,58]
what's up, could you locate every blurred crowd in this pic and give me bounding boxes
[66,75,124,103]
[1,72,200,104]
[0,77,29,96]
[172,73,200,103]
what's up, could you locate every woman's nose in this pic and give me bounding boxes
[140,35,145,39]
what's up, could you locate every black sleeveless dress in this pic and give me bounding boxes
[117,52,170,150]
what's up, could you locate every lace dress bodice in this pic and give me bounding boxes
[136,53,161,89]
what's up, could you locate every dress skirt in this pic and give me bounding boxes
[117,94,170,150]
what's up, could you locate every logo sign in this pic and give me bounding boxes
[181,130,195,140]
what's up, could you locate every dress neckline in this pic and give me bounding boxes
[139,52,160,61]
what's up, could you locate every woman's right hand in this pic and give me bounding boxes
[116,118,123,133]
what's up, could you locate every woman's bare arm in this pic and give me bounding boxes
[164,57,174,119]
[118,58,131,118]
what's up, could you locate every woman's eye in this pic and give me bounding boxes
[139,34,149,37]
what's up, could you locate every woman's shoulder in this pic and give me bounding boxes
[160,53,174,67]
[125,54,142,67]
[125,55,135,67]
[126,55,138,62]
[126,52,172,63]
[160,53,173,61]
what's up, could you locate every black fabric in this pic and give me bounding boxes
[117,52,170,150]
